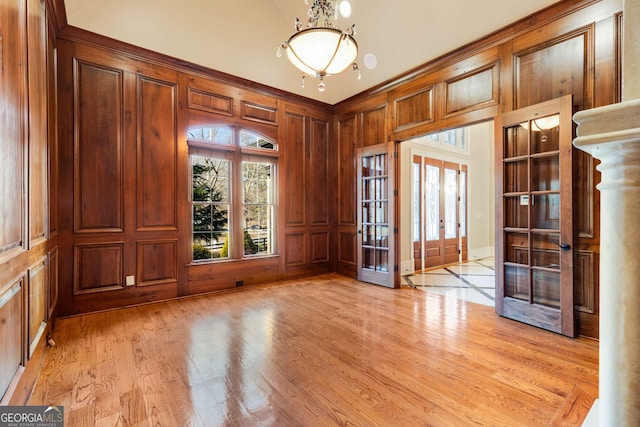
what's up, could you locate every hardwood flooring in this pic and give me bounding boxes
[29,274,598,426]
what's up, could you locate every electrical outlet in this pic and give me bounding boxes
[126,275,135,286]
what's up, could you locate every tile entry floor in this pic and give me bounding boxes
[404,257,496,306]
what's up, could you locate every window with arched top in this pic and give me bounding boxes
[188,125,277,262]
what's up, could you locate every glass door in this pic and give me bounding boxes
[495,95,575,337]
[424,159,463,268]
[357,142,397,288]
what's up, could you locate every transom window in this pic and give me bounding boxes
[189,125,277,262]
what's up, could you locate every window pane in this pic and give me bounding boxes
[413,162,420,241]
[239,130,277,150]
[188,126,232,145]
[192,157,230,203]
[425,165,440,241]
[459,170,466,237]
[192,155,231,262]
[444,168,457,239]
[243,161,275,256]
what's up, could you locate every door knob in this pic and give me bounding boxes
[557,243,571,250]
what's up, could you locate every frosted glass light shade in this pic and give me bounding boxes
[286,28,358,76]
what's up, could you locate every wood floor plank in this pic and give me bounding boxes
[29,274,598,426]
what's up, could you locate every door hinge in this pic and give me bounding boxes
[393,189,398,197]
[458,249,461,254]
[394,265,398,272]
[393,151,398,159]
[394,227,398,234]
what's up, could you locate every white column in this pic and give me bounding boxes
[574,100,640,426]
[573,1,640,425]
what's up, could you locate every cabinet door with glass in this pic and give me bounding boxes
[495,95,575,337]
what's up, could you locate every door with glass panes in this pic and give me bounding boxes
[495,95,574,337]
[423,158,467,269]
[357,142,398,288]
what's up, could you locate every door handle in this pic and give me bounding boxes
[557,243,571,250]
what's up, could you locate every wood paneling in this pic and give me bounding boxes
[74,243,124,294]
[283,112,306,226]
[0,277,24,402]
[445,63,499,116]
[187,256,280,295]
[311,232,329,263]
[285,233,305,266]
[47,27,59,237]
[136,240,177,287]
[0,0,26,256]
[514,29,591,110]
[338,115,357,225]
[28,257,47,357]
[392,87,434,133]
[28,0,48,245]
[241,101,278,126]
[136,75,177,231]
[310,118,329,225]
[48,247,58,319]
[338,231,356,264]
[73,60,124,233]
[187,87,233,117]
[361,105,388,147]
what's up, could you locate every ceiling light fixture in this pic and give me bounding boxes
[277,0,360,92]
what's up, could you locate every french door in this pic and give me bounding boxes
[417,157,467,269]
[356,142,397,288]
[495,95,575,337]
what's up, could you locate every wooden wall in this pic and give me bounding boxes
[55,27,333,316]
[334,0,622,338]
[0,0,60,405]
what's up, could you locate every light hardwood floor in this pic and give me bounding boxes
[29,274,598,426]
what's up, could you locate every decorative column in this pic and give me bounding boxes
[574,100,640,426]
[573,2,640,425]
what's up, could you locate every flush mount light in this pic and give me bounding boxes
[277,0,361,92]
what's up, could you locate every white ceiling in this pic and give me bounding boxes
[63,0,561,105]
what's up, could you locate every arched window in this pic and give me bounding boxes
[188,125,277,262]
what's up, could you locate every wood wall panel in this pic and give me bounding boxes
[187,87,233,117]
[445,63,499,116]
[338,231,356,264]
[74,60,123,233]
[362,105,388,147]
[575,250,598,337]
[311,232,329,263]
[0,278,24,402]
[0,0,26,256]
[47,247,58,319]
[242,102,278,126]
[136,75,177,230]
[392,87,434,133]
[47,29,58,237]
[73,243,124,294]
[338,116,356,225]
[285,233,305,266]
[310,118,329,225]
[28,0,48,245]
[28,256,47,357]
[283,112,306,226]
[137,240,177,287]
[515,30,590,110]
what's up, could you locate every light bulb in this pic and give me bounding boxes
[318,81,326,92]
[339,0,352,18]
